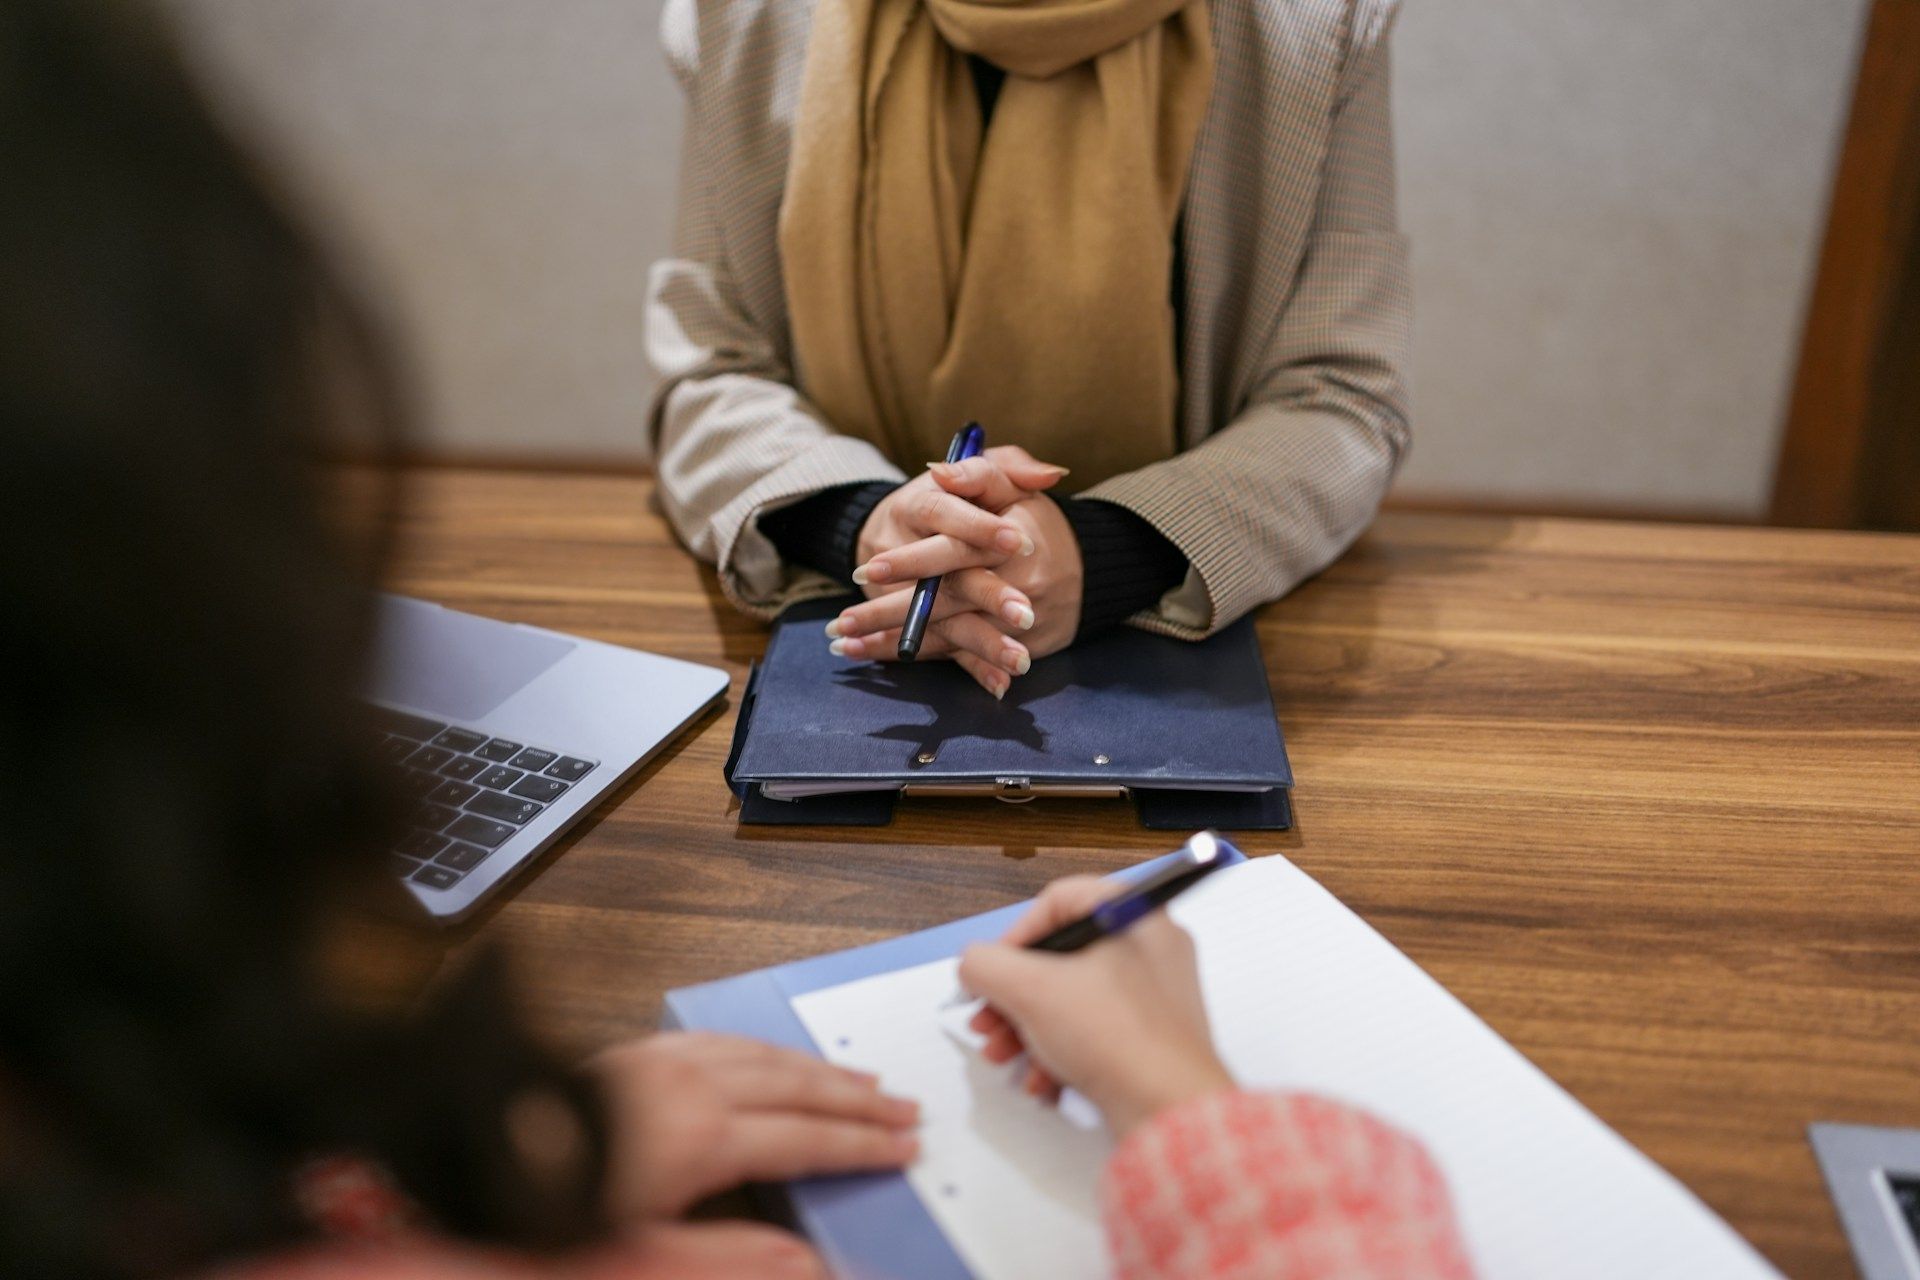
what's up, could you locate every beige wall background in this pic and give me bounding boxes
[169,0,684,463]
[170,0,1870,518]
[1392,0,1868,516]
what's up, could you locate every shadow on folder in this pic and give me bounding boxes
[833,645,1155,772]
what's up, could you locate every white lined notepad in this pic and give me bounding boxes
[789,855,1781,1280]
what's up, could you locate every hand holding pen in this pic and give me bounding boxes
[831,433,1084,696]
[898,423,988,660]
[955,834,1238,1136]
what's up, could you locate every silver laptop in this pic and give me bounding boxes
[1811,1123,1920,1280]
[367,594,727,923]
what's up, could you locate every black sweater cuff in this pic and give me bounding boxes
[757,481,899,585]
[1055,496,1190,638]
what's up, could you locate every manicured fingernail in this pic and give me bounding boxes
[853,561,885,585]
[829,639,851,657]
[927,462,955,478]
[994,527,1023,554]
[1018,535,1035,556]
[1045,465,1071,477]
[1003,601,1034,630]
[1008,649,1031,676]
[825,619,844,638]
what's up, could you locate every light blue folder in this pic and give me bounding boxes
[660,839,1250,1279]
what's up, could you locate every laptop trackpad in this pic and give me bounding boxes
[370,595,574,722]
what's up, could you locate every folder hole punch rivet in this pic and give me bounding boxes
[1094,754,1111,765]
[916,751,937,765]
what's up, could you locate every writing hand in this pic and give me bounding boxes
[955,877,1234,1138]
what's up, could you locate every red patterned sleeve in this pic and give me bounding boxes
[1100,1090,1477,1280]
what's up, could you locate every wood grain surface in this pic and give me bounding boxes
[393,468,1920,1278]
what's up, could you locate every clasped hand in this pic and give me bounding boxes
[829,446,1083,696]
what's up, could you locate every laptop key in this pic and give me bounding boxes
[414,803,459,831]
[439,756,486,782]
[375,708,447,741]
[428,781,479,807]
[474,738,524,763]
[508,747,557,771]
[401,770,439,799]
[474,765,524,791]
[395,830,448,858]
[446,813,514,848]
[389,854,422,878]
[377,735,417,763]
[545,757,595,782]
[407,745,454,772]
[435,842,491,872]
[465,791,543,825]
[412,864,463,890]
[508,775,569,803]
[433,728,488,753]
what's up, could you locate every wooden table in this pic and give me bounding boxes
[394,468,1920,1277]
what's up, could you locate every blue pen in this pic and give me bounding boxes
[1026,831,1233,952]
[897,421,986,661]
[939,832,1234,1009]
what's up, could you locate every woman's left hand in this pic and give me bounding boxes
[832,492,1082,697]
[589,1032,920,1223]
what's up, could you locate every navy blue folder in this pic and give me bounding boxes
[660,839,1250,1279]
[726,596,1293,829]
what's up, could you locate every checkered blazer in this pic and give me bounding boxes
[645,0,1410,638]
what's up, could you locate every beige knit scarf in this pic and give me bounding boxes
[780,0,1213,490]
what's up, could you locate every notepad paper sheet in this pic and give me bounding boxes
[788,856,1782,1280]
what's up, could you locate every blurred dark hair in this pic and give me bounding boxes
[0,1,606,1274]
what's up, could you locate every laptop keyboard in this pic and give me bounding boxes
[1892,1174,1920,1250]
[371,707,597,892]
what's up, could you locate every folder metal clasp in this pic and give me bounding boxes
[896,779,1131,802]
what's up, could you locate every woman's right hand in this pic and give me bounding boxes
[955,876,1236,1138]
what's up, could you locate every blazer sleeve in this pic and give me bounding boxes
[643,0,907,619]
[1080,2,1412,639]
[1100,1090,1476,1280]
